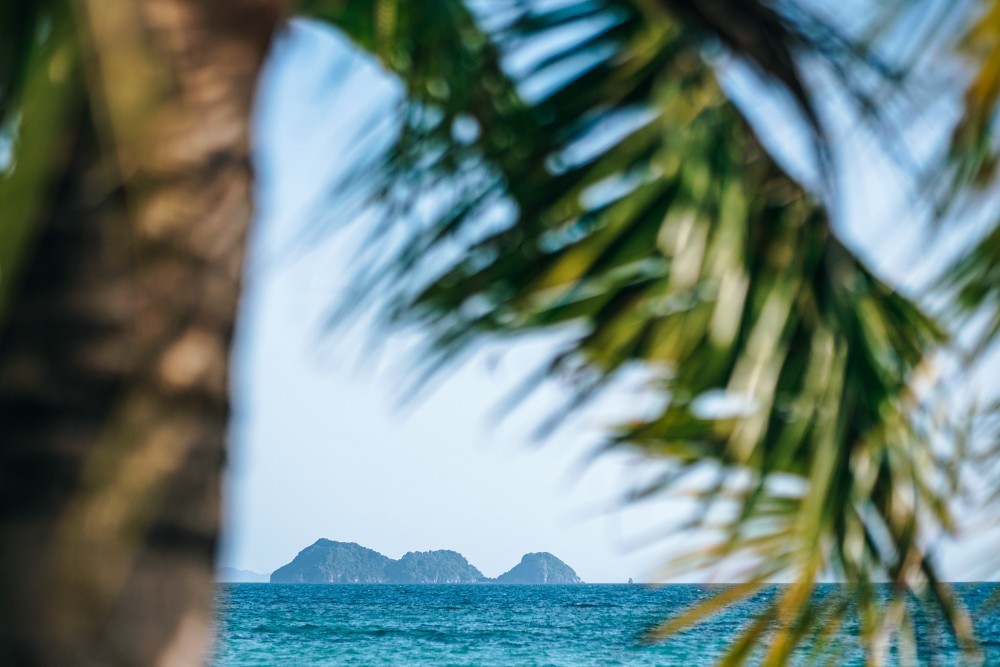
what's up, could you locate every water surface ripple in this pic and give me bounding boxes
[213,583,999,665]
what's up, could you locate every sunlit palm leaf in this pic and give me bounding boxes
[309,0,981,663]
[944,0,1000,192]
[0,0,80,321]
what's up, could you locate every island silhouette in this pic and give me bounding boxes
[266,540,584,584]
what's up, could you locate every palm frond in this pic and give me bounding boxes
[0,0,80,322]
[308,0,981,662]
[944,0,1000,193]
[0,0,49,125]
[927,1,1000,376]
[908,11,1000,597]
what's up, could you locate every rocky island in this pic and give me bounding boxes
[495,552,583,584]
[269,540,582,584]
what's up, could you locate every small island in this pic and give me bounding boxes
[496,553,582,584]
[268,540,583,584]
[216,567,269,583]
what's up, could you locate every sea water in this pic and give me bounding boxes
[212,583,999,665]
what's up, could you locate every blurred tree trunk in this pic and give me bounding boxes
[0,1,282,664]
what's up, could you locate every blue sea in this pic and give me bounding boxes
[213,584,999,665]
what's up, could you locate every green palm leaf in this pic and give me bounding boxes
[308,0,983,662]
[0,0,80,322]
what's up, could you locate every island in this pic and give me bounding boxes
[216,567,269,583]
[268,539,583,584]
[495,552,583,584]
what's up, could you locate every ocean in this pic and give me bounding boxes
[213,583,999,665]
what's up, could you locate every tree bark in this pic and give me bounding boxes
[0,1,283,664]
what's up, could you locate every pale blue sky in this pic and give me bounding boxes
[222,21,680,583]
[218,19,996,583]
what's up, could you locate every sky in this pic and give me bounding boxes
[217,19,996,584]
[220,21,680,584]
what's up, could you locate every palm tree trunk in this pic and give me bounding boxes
[0,1,282,664]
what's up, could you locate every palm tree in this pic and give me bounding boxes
[1,0,997,665]
[0,1,282,664]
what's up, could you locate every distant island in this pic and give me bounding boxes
[495,552,582,584]
[216,567,269,583]
[268,540,583,584]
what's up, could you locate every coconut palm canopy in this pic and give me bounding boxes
[2,0,999,665]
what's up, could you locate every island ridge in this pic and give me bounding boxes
[266,540,584,584]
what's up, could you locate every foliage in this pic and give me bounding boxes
[304,0,999,663]
[0,0,79,322]
[941,0,1000,362]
